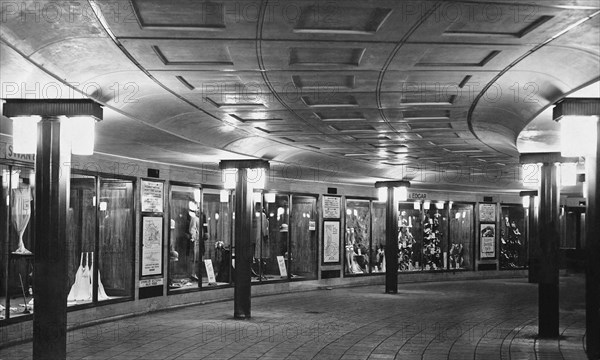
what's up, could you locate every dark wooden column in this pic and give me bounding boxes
[538,161,560,338]
[33,116,71,358]
[585,121,600,359]
[3,99,102,360]
[376,180,409,294]
[220,160,269,319]
[521,153,577,339]
[234,168,251,318]
[385,186,398,294]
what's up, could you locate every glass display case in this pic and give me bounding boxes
[422,202,448,271]
[371,201,386,273]
[1,164,35,320]
[262,194,290,281]
[202,188,233,286]
[289,195,318,280]
[398,202,422,272]
[449,203,474,270]
[345,199,371,275]
[66,172,135,305]
[500,205,527,269]
[168,184,202,291]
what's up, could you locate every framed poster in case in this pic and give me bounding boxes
[323,196,341,219]
[141,179,164,213]
[480,223,496,259]
[323,220,340,264]
[141,216,163,276]
[479,203,496,223]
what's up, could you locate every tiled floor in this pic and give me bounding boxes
[0,275,588,359]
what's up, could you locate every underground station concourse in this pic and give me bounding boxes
[0,1,600,359]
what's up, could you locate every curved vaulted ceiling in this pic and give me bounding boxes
[1,0,599,191]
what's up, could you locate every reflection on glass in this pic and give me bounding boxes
[289,195,318,280]
[67,174,96,306]
[398,203,422,272]
[449,204,473,270]
[345,199,370,275]
[372,202,386,273]
[500,205,526,269]
[2,166,35,320]
[98,179,134,300]
[203,189,232,286]
[168,185,201,290]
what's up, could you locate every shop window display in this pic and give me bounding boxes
[371,201,386,273]
[449,203,474,270]
[500,205,527,269]
[397,202,422,272]
[202,189,233,286]
[345,199,371,275]
[421,203,448,271]
[262,194,289,280]
[168,185,203,290]
[289,195,318,280]
[1,165,35,320]
[98,179,134,300]
[66,173,135,306]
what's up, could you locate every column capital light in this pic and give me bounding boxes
[519,152,579,165]
[219,159,270,170]
[374,180,411,188]
[2,99,103,120]
[519,190,538,197]
[553,97,600,121]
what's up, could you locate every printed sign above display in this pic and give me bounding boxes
[141,180,164,213]
[479,203,496,223]
[323,196,341,219]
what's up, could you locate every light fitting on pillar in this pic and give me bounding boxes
[193,189,201,203]
[378,187,387,202]
[413,201,420,210]
[523,196,530,208]
[264,192,276,203]
[220,189,229,203]
[436,201,445,210]
[5,99,103,156]
[253,192,262,203]
[560,163,577,187]
[11,116,40,154]
[67,116,97,155]
[520,190,538,210]
[423,200,431,210]
[223,169,237,189]
[374,180,410,203]
[396,186,408,201]
[553,98,600,157]
[558,116,598,157]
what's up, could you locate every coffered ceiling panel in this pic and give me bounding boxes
[1,0,598,191]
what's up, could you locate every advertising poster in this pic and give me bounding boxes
[480,224,496,259]
[142,216,163,276]
[323,221,340,263]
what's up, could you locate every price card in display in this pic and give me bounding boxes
[204,259,216,284]
[276,255,287,277]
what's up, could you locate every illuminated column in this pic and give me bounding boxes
[553,98,600,358]
[3,99,102,359]
[375,180,409,294]
[219,160,269,319]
